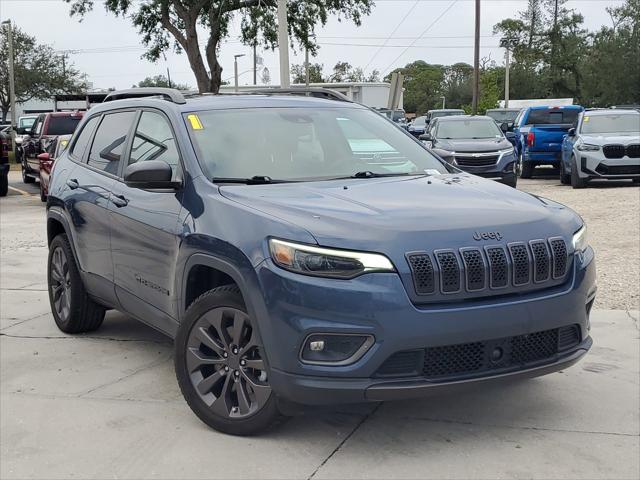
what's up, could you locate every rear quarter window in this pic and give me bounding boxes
[70,116,100,159]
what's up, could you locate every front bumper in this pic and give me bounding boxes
[577,151,640,179]
[452,151,517,181]
[253,247,596,405]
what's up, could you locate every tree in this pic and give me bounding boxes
[291,63,324,84]
[0,25,85,122]
[134,74,192,90]
[66,0,374,94]
[327,61,379,83]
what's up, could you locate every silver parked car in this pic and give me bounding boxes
[560,109,640,188]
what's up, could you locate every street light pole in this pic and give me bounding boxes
[471,0,480,115]
[277,0,290,88]
[2,20,16,138]
[504,48,510,108]
[234,54,245,92]
[440,96,446,109]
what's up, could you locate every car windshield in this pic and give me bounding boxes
[436,119,502,139]
[185,107,450,182]
[486,110,519,122]
[48,116,82,136]
[580,113,640,134]
[412,116,426,126]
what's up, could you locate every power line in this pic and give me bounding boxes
[381,0,459,75]
[363,0,420,72]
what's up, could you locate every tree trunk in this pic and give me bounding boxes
[205,21,223,93]
[183,31,211,93]
[1,107,7,123]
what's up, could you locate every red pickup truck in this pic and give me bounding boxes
[20,111,83,184]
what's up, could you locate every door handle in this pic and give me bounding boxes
[112,194,129,208]
[66,178,79,190]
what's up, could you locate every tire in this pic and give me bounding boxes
[520,159,533,179]
[48,234,105,333]
[39,179,47,202]
[559,160,571,185]
[502,174,518,188]
[0,173,7,197]
[22,162,35,184]
[570,156,587,189]
[175,285,283,435]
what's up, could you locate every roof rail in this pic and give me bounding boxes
[247,87,353,103]
[103,87,186,104]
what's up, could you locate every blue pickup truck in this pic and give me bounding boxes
[514,105,584,178]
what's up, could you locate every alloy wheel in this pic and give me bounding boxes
[186,307,270,419]
[50,246,71,321]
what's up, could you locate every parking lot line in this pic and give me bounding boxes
[8,185,33,196]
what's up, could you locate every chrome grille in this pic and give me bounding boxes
[407,237,569,298]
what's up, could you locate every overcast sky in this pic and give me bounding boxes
[0,0,624,90]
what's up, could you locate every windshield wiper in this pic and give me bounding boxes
[351,171,423,179]
[211,175,289,185]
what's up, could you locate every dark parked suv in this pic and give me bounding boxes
[46,88,596,435]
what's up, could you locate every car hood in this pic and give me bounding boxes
[219,174,580,254]
[436,137,512,153]
[580,134,640,145]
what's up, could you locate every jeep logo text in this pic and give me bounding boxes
[473,231,503,241]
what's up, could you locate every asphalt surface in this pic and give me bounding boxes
[1,170,639,479]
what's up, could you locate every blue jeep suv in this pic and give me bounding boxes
[45,88,596,435]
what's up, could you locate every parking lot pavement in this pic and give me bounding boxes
[1,171,639,479]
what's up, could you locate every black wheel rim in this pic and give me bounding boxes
[186,307,271,419]
[50,246,71,321]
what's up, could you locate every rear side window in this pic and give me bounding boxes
[526,109,580,126]
[129,111,181,179]
[87,111,136,175]
[47,116,82,136]
[70,116,100,159]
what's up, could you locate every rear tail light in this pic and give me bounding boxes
[527,131,535,147]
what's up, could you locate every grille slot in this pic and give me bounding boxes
[511,329,558,364]
[595,164,640,175]
[407,253,435,295]
[603,144,625,159]
[435,251,461,293]
[530,240,551,283]
[549,238,568,279]
[628,144,640,158]
[423,342,484,378]
[485,246,509,288]
[376,350,423,377]
[461,248,486,291]
[558,325,581,350]
[509,243,531,286]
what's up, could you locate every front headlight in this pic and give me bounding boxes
[577,143,600,152]
[269,238,395,279]
[498,147,515,155]
[572,225,588,253]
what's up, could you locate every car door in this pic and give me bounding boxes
[24,114,44,171]
[108,109,184,324]
[63,111,137,304]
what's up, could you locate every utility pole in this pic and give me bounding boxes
[504,48,510,108]
[440,96,446,109]
[277,0,290,88]
[253,44,257,85]
[305,47,310,86]
[471,0,480,115]
[166,67,173,88]
[234,54,245,92]
[2,21,16,141]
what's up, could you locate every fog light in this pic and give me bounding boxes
[300,334,375,366]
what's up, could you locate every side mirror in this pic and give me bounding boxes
[123,160,178,189]
[16,127,26,135]
[568,127,576,136]
[37,152,51,162]
[419,133,432,142]
[500,122,509,133]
